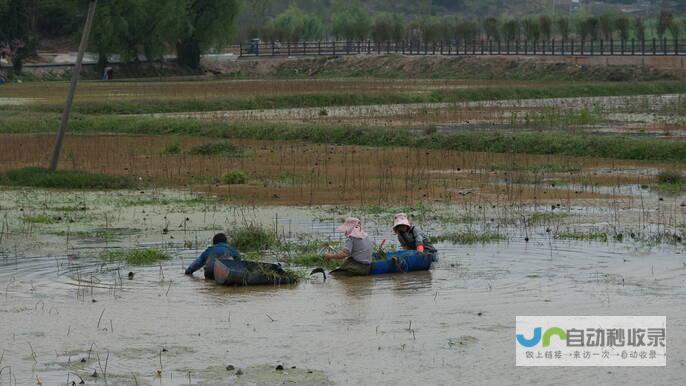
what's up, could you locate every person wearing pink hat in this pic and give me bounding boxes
[325,217,374,276]
[392,213,437,259]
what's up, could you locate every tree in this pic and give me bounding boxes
[302,14,323,41]
[372,12,405,43]
[501,18,519,41]
[657,9,673,39]
[0,0,30,71]
[667,18,681,41]
[539,15,552,41]
[599,13,615,40]
[577,16,599,41]
[454,18,479,42]
[522,17,541,41]
[634,16,645,41]
[176,0,240,69]
[331,2,371,40]
[483,17,499,41]
[615,16,630,41]
[556,17,570,40]
[273,4,305,42]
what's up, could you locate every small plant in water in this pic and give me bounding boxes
[223,170,248,185]
[230,223,277,251]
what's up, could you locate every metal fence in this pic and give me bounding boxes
[240,39,686,57]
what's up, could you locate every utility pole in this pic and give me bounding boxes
[49,0,97,172]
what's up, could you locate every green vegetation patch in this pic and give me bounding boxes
[655,170,685,193]
[435,231,508,244]
[223,169,248,185]
[22,214,58,224]
[490,162,582,173]
[230,223,278,251]
[100,248,171,265]
[286,253,339,270]
[0,167,133,189]
[554,231,609,242]
[187,142,253,157]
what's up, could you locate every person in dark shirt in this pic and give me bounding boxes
[392,213,437,261]
[185,233,241,279]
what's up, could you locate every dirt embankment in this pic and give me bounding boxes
[210,54,684,81]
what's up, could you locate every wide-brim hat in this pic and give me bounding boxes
[392,213,411,230]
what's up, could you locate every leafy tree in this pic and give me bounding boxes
[273,4,305,41]
[331,2,371,40]
[539,15,552,41]
[657,9,672,39]
[483,17,499,41]
[302,14,323,41]
[372,12,405,43]
[556,16,570,40]
[454,17,479,41]
[577,16,599,41]
[667,18,680,40]
[501,17,519,41]
[634,16,645,41]
[0,0,30,71]
[522,17,541,41]
[176,0,240,68]
[615,16,630,41]
[599,13,615,40]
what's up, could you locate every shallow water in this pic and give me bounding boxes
[2,214,686,385]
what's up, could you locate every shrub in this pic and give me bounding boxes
[0,167,133,189]
[230,223,277,251]
[223,169,248,185]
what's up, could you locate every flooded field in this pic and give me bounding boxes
[0,188,685,385]
[1,75,686,384]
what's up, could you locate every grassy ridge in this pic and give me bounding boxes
[7,81,686,115]
[2,114,686,162]
[0,167,133,189]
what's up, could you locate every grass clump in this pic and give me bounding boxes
[435,231,508,244]
[655,170,685,192]
[223,169,248,185]
[0,167,133,189]
[22,215,58,224]
[230,224,278,252]
[188,142,253,157]
[162,139,182,155]
[100,248,170,265]
[490,163,582,173]
[554,231,609,242]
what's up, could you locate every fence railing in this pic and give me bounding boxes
[240,39,686,57]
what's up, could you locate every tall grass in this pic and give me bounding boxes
[0,167,133,189]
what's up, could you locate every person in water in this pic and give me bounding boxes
[325,217,374,276]
[392,213,437,260]
[185,233,241,279]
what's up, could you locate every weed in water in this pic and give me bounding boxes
[655,170,685,193]
[100,249,171,266]
[435,231,508,244]
[230,224,278,251]
[286,253,339,270]
[22,215,58,224]
[554,231,609,242]
[187,142,252,157]
[223,170,248,185]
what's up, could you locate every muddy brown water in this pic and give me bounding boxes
[1,213,686,385]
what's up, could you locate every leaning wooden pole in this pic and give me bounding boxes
[49,0,97,172]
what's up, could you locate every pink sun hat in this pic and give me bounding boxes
[393,213,411,230]
[336,217,368,239]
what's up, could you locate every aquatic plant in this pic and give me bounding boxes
[100,248,171,265]
[230,223,278,251]
[223,170,248,185]
[435,231,508,244]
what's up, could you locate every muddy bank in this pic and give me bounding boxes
[217,55,682,81]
